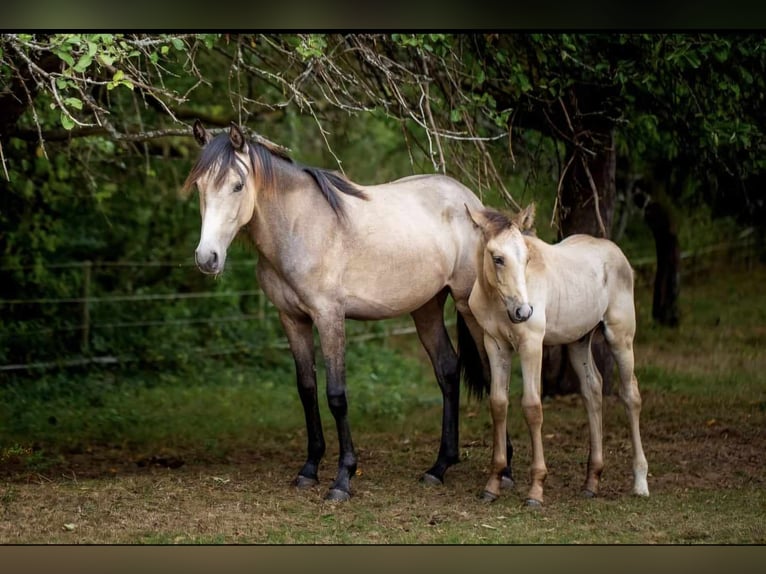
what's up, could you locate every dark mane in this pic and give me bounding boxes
[183,133,367,217]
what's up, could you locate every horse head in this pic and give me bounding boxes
[466,204,534,324]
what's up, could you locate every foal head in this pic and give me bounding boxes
[467,204,536,324]
[184,121,263,275]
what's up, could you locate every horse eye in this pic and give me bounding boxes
[492,255,504,266]
[233,182,244,193]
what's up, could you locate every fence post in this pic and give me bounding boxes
[82,260,91,353]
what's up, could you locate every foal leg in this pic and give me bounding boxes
[603,318,649,497]
[412,293,461,484]
[566,332,605,497]
[314,309,357,501]
[279,312,325,488]
[481,333,513,502]
[455,300,514,487]
[519,338,547,506]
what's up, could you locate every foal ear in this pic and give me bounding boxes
[192,119,212,147]
[465,204,485,230]
[514,203,536,233]
[229,122,247,152]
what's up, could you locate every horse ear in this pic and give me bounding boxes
[465,204,486,231]
[229,122,246,151]
[192,119,211,147]
[514,203,536,233]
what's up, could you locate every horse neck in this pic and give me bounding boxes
[246,157,332,260]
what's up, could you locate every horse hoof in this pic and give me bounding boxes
[294,475,319,489]
[501,476,515,490]
[582,489,597,499]
[421,473,443,486]
[324,488,351,502]
[480,490,499,503]
[525,498,542,508]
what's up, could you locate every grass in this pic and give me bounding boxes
[0,259,764,544]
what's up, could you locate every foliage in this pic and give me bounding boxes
[1,32,765,371]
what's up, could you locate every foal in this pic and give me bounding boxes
[466,204,649,505]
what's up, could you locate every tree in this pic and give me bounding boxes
[2,33,764,378]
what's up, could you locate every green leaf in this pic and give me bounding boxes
[60,112,75,130]
[99,53,115,66]
[171,37,185,51]
[112,69,125,82]
[64,97,83,110]
[73,54,93,73]
[54,49,75,67]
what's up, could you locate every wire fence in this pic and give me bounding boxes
[0,235,760,374]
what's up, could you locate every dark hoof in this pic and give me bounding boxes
[480,490,499,503]
[421,473,444,486]
[324,488,351,502]
[582,489,597,498]
[501,476,515,490]
[294,475,319,489]
[525,498,543,508]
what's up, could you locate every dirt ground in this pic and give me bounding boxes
[1,387,764,544]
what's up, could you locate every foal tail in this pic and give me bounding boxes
[457,312,489,400]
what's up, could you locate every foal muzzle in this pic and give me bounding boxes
[507,303,533,324]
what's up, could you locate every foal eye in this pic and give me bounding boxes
[233,182,244,193]
[492,255,504,266]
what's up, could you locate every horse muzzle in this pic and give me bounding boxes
[507,303,533,324]
[195,248,224,275]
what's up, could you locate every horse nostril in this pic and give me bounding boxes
[210,251,218,265]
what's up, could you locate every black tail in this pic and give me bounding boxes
[457,312,489,400]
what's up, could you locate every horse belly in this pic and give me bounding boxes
[344,265,447,320]
[541,301,606,346]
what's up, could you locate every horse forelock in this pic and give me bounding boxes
[481,209,514,238]
[183,133,282,194]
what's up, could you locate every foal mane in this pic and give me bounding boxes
[183,132,367,217]
[480,206,537,239]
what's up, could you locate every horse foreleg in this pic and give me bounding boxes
[456,302,514,488]
[412,294,461,484]
[567,333,605,497]
[280,312,325,488]
[519,340,546,506]
[315,311,357,501]
[481,333,513,502]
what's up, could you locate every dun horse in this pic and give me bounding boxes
[184,121,512,501]
[465,203,649,505]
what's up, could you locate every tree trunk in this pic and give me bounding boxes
[541,127,617,397]
[644,196,681,327]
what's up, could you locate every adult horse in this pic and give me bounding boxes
[465,203,649,506]
[184,121,512,501]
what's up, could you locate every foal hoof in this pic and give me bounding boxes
[480,490,499,503]
[581,489,597,499]
[525,498,543,508]
[324,488,351,502]
[294,475,319,489]
[501,476,515,490]
[421,473,443,486]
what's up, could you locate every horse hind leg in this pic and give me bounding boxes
[411,292,461,485]
[566,331,605,498]
[602,317,649,497]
